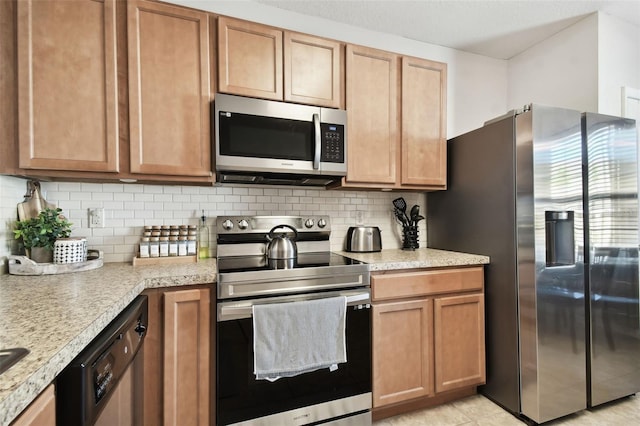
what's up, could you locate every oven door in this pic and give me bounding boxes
[216,290,372,426]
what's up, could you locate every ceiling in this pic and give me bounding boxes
[253,0,640,59]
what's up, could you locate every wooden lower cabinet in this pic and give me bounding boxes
[434,294,485,393]
[371,267,485,418]
[143,286,211,426]
[372,299,433,407]
[11,384,55,426]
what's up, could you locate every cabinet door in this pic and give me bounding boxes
[218,17,283,100]
[17,0,118,172]
[345,45,398,185]
[11,384,55,426]
[284,32,342,108]
[164,288,210,426]
[128,0,211,176]
[372,299,433,407]
[434,293,485,393]
[401,57,447,187]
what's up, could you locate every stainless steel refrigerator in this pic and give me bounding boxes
[427,105,640,424]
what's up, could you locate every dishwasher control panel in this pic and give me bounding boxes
[57,296,148,425]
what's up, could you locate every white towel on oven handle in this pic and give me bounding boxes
[252,295,347,381]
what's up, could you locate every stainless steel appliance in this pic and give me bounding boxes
[427,105,639,424]
[345,226,382,253]
[214,93,347,186]
[56,295,148,425]
[216,215,372,425]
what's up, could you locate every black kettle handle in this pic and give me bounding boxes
[268,224,298,240]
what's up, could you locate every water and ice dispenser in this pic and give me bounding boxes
[545,211,575,267]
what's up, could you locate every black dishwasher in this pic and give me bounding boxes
[56,295,148,425]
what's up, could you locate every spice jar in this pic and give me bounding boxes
[159,236,169,257]
[178,237,188,256]
[169,236,178,257]
[139,237,150,258]
[187,236,197,256]
[149,237,160,258]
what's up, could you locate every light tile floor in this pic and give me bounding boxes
[372,393,640,425]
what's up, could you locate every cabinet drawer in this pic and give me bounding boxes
[372,267,483,301]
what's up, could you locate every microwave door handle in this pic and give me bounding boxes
[313,113,321,170]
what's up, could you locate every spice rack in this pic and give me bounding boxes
[133,224,199,266]
[132,255,197,266]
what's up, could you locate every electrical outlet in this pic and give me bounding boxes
[355,210,364,225]
[89,208,105,228]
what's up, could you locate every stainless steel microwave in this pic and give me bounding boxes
[214,93,347,186]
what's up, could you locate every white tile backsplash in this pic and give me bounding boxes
[0,175,426,270]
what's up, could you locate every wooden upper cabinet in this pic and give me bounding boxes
[401,57,447,187]
[217,17,342,107]
[339,46,447,190]
[217,17,283,100]
[17,0,119,172]
[127,0,211,176]
[345,45,398,184]
[284,32,342,108]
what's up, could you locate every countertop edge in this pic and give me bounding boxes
[339,248,490,271]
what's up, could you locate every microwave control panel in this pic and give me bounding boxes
[320,123,345,163]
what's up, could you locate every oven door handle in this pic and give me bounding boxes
[217,290,370,322]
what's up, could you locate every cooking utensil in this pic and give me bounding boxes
[17,181,56,221]
[393,197,411,225]
[393,207,409,227]
[409,205,420,225]
[266,224,298,259]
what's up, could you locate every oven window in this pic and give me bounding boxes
[216,307,371,425]
[218,112,314,161]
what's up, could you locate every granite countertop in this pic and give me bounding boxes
[0,259,217,426]
[339,247,490,270]
[0,247,487,425]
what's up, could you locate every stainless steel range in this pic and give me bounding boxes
[215,215,372,426]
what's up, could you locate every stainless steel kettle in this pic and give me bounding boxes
[266,224,298,259]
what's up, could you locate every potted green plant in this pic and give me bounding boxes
[14,207,72,263]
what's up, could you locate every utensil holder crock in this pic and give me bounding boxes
[402,225,419,250]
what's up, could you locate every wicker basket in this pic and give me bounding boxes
[54,238,87,264]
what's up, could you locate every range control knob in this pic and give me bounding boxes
[317,218,327,228]
[238,219,249,230]
[304,219,314,228]
[222,219,234,230]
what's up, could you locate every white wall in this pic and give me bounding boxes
[507,13,599,112]
[598,13,640,116]
[172,0,508,138]
[508,12,640,115]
